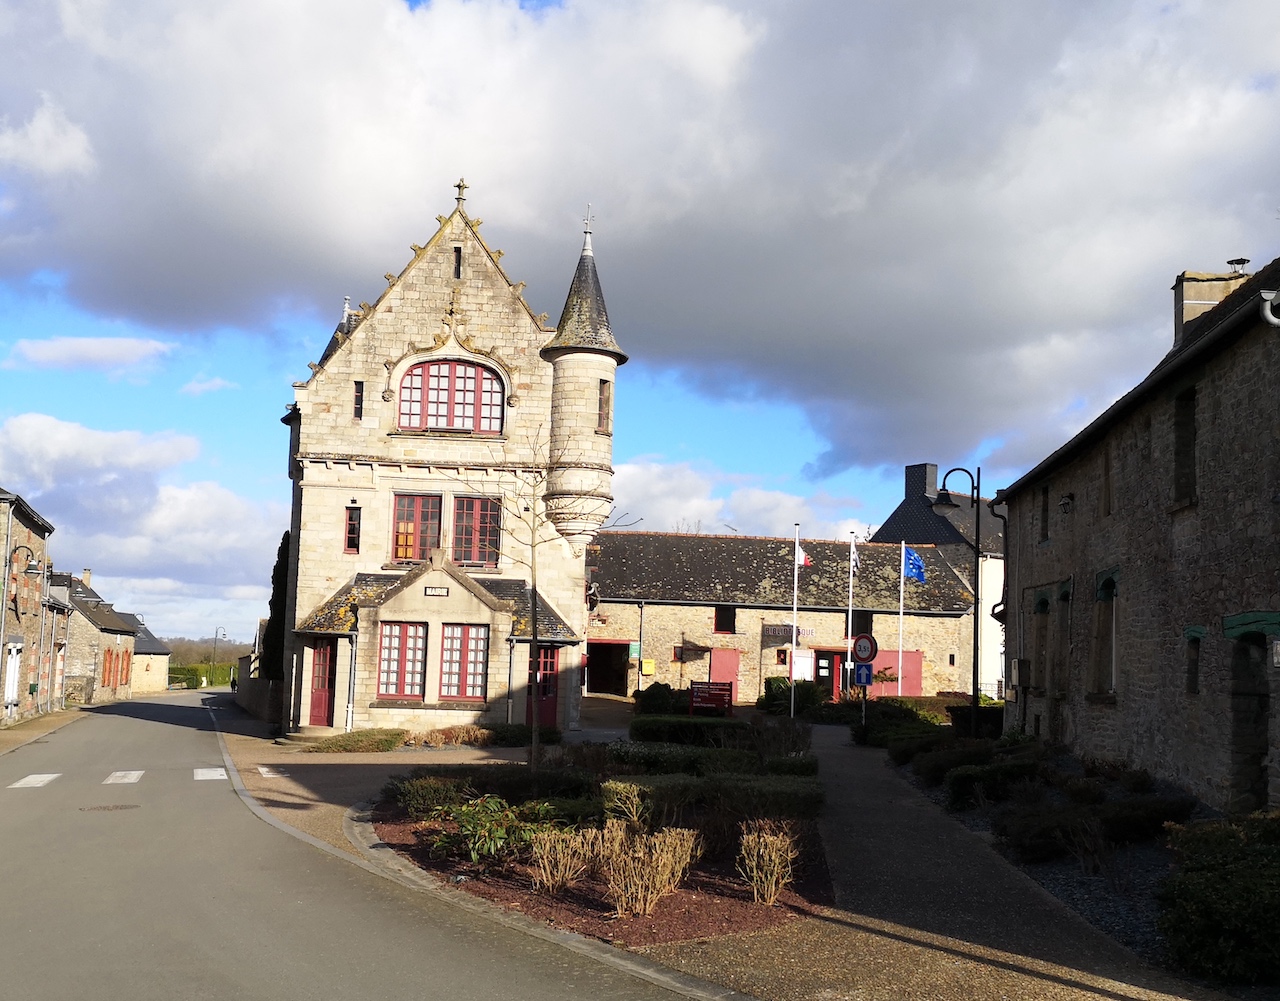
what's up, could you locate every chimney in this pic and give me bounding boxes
[905,463,938,501]
[82,568,91,587]
[1173,262,1251,348]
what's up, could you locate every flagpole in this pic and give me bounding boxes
[845,532,854,699]
[898,541,905,697]
[791,523,800,719]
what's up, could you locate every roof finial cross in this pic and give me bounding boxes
[455,177,468,206]
[583,203,593,234]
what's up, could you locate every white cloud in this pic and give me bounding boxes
[0,92,95,175]
[613,459,874,540]
[4,336,173,370]
[180,376,237,395]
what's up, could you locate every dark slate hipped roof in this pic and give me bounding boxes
[476,579,576,642]
[1003,254,1280,499]
[297,574,402,634]
[588,533,973,614]
[56,575,138,636]
[115,613,171,656]
[870,464,1004,554]
[540,233,627,364]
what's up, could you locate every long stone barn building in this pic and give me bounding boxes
[585,532,977,703]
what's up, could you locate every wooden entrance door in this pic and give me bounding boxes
[708,648,740,704]
[814,650,842,700]
[310,640,337,726]
[527,646,559,728]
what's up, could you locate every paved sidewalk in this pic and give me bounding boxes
[643,726,1226,1001]
[0,706,86,756]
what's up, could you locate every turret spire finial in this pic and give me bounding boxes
[582,203,594,256]
[455,177,468,206]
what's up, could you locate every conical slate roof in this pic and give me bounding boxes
[541,231,628,363]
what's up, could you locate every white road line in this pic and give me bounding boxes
[103,771,144,784]
[8,773,61,788]
[193,767,227,781]
[256,766,289,778]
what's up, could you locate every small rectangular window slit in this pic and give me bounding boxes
[453,246,462,279]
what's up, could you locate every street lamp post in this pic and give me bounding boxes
[211,626,227,688]
[933,467,982,737]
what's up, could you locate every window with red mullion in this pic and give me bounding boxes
[440,624,488,699]
[393,494,441,561]
[453,497,501,566]
[378,622,427,698]
[398,361,503,433]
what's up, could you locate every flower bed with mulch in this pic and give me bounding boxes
[371,802,834,948]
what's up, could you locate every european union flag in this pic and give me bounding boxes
[904,547,926,583]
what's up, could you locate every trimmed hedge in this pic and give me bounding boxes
[485,723,562,747]
[629,714,753,747]
[632,682,690,716]
[763,754,819,776]
[305,728,407,753]
[400,763,597,804]
[849,695,963,747]
[944,704,1006,739]
[607,741,758,776]
[1160,814,1280,982]
[944,757,1040,810]
[758,677,827,717]
[602,773,824,828]
[911,742,995,787]
[993,794,1197,862]
[383,774,468,819]
[886,731,956,766]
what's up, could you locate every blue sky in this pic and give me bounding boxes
[3,0,1280,639]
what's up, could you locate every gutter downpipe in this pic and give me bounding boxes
[36,560,48,714]
[0,503,12,716]
[344,604,359,734]
[506,634,515,725]
[637,600,646,692]
[987,492,1010,706]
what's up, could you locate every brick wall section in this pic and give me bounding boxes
[1004,310,1280,811]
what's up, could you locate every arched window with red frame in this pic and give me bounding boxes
[399,361,504,434]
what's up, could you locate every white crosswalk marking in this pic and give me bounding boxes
[193,767,227,781]
[257,766,288,778]
[103,771,144,784]
[8,773,61,788]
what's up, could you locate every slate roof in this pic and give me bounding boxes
[476,579,577,642]
[588,533,973,614]
[114,614,171,656]
[1003,254,1280,500]
[54,575,138,636]
[0,487,54,537]
[540,232,627,363]
[296,574,402,634]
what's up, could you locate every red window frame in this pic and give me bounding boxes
[398,361,503,434]
[344,506,361,554]
[378,622,427,698]
[440,624,489,700]
[393,494,441,562]
[452,497,501,567]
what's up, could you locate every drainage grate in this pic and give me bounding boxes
[80,804,141,812]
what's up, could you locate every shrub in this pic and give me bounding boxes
[606,741,759,776]
[944,757,1040,810]
[943,704,1006,739]
[763,754,819,776]
[306,728,407,753]
[748,715,813,758]
[597,822,701,917]
[429,795,549,863]
[537,796,604,826]
[802,700,863,725]
[1160,815,1280,982]
[850,696,961,747]
[603,773,824,834]
[1065,777,1107,804]
[632,682,690,716]
[409,724,493,748]
[402,763,597,803]
[887,731,955,766]
[628,715,752,747]
[737,819,798,905]
[758,677,827,717]
[1119,768,1155,794]
[384,774,469,819]
[484,723,562,747]
[529,829,593,895]
[994,795,1198,863]
[912,742,995,787]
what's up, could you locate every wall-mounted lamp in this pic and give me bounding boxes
[1058,493,1075,514]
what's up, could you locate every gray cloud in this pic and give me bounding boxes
[3,0,1280,489]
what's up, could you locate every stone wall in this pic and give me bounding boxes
[1004,309,1280,811]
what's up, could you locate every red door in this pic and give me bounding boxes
[310,640,337,726]
[709,648,740,703]
[527,646,559,728]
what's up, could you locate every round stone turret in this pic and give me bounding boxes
[541,226,627,545]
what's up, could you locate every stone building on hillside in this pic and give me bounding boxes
[281,183,625,734]
[1,489,66,724]
[871,463,1006,696]
[997,257,1280,812]
[51,572,138,705]
[585,532,975,702]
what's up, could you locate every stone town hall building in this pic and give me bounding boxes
[280,183,625,733]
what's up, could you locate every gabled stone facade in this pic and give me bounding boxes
[281,185,624,733]
[998,257,1280,812]
[0,490,63,724]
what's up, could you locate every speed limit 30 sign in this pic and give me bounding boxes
[852,633,878,662]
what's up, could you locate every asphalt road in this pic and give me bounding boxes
[0,692,680,1001]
